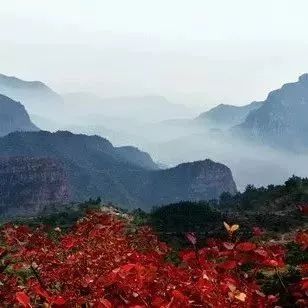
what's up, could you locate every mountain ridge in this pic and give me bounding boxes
[233,73,308,151]
[0,73,63,115]
[0,130,237,215]
[0,94,39,136]
[196,101,264,129]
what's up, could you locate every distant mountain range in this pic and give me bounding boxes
[0,73,63,115]
[234,73,308,151]
[0,73,197,123]
[0,131,237,216]
[62,93,195,122]
[196,101,263,129]
[0,94,39,136]
[1,71,307,215]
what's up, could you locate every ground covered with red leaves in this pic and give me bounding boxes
[0,210,307,307]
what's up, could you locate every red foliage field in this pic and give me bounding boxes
[0,210,307,307]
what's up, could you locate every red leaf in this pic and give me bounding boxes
[217,260,237,270]
[16,292,31,307]
[120,263,136,272]
[0,247,6,257]
[98,299,112,308]
[301,278,308,290]
[152,296,166,307]
[61,237,77,249]
[262,259,279,267]
[51,295,66,305]
[32,284,50,301]
[172,290,189,304]
[254,248,268,258]
[223,242,235,250]
[181,251,197,262]
[236,242,256,252]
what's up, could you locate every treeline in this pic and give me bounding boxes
[143,176,308,246]
[6,176,307,241]
[219,175,308,211]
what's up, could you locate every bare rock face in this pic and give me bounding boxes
[233,74,308,151]
[0,94,39,137]
[147,159,237,207]
[0,157,70,217]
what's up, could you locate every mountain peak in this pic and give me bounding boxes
[0,73,49,90]
[0,73,63,116]
[234,73,308,151]
[299,73,308,83]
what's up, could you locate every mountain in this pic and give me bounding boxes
[62,93,195,122]
[0,94,39,136]
[0,73,63,115]
[0,157,70,217]
[196,101,263,129]
[234,74,308,151]
[0,131,236,216]
[116,146,158,170]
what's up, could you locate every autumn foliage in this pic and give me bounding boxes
[0,210,307,307]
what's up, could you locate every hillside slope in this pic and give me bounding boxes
[0,94,39,136]
[196,101,263,129]
[0,131,236,215]
[234,74,308,151]
[0,73,63,115]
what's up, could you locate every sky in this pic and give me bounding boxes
[1,0,308,108]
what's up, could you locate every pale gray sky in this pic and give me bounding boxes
[1,0,308,107]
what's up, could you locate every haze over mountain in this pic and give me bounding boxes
[234,73,308,151]
[139,74,308,190]
[63,93,195,122]
[1,71,308,196]
[0,73,63,116]
[0,131,236,216]
[0,94,39,136]
[196,101,263,130]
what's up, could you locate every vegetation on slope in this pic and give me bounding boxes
[0,208,307,307]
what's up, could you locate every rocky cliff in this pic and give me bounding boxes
[233,74,308,151]
[0,94,39,136]
[0,157,70,217]
[146,159,237,206]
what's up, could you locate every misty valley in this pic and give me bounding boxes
[0,68,308,307]
[1,2,308,304]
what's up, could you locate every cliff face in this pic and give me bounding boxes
[0,94,39,136]
[0,131,237,215]
[0,157,70,217]
[146,159,237,207]
[234,74,308,151]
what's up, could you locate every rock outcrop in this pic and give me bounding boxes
[233,74,308,151]
[0,157,70,217]
[146,160,237,206]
